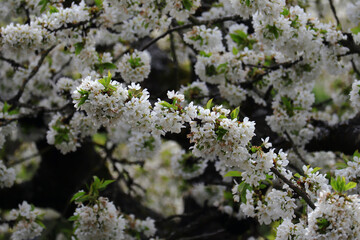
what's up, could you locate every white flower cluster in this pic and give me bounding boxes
[241,149,276,187]
[188,105,255,166]
[0,160,15,188]
[0,121,17,150]
[72,197,126,240]
[179,80,209,105]
[194,52,228,84]
[127,215,157,238]
[170,149,208,180]
[118,50,151,83]
[306,191,360,239]
[275,218,305,240]
[46,112,99,154]
[350,79,360,111]
[166,0,201,22]
[72,75,128,125]
[0,23,53,54]
[239,188,296,225]
[8,201,44,240]
[184,25,224,52]
[266,87,314,134]
[298,166,330,201]
[335,155,360,183]
[35,1,90,31]
[347,1,360,26]
[232,0,285,18]
[127,131,161,160]
[190,183,226,208]
[153,91,196,135]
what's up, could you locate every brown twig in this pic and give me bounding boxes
[270,166,315,209]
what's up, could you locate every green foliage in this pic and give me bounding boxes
[224,171,242,177]
[205,98,213,109]
[49,5,59,14]
[76,89,90,107]
[98,71,117,95]
[215,126,228,141]
[316,218,330,234]
[330,176,357,193]
[205,65,217,76]
[230,107,240,120]
[237,181,253,204]
[2,102,19,115]
[264,24,283,40]
[280,96,303,117]
[74,42,85,56]
[94,0,103,8]
[189,35,204,45]
[128,56,144,69]
[351,25,360,35]
[38,0,50,13]
[52,125,70,145]
[230,30,257,50]
[70,176,115,205]
[199,51,212,57]
[182,0,193,10]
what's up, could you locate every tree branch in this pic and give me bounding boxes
[270,167,315,209]
[7,45,56,105]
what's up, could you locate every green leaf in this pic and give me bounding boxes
[182,0,193,11]
[199,51,212,57]
[316,218,330,234]
[70,191,86,203]
[94,0,103,8]
[49,5,59,13]
[205,98,213,109]
[216,63,228,74]
[224,171,242,177]
[74,42,85,55]
[205,65,217,76]
[160,101,175,109]
[294,173,301,178]
[311,167,321,174]
[351,26,360,35]
[100,180,115,190]
[354,150,360,158]
[281,8,290,16]
[330,176,356,193]
[68,215,80,222]
[215,126,228,141]
[345,182,357,191]
[128,56,144,69]
[230,107,240,120]
[238,181,252,204]
[39,0,49,13]
[35,219,46,229]
[101,62,117,70]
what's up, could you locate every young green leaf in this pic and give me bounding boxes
[230,107,240,120]
[74,42,85,55]
[206,98,213,109]
[70,191,86,203]
[224,171,242,177]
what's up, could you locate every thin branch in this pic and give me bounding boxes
[270,166,315,209]
[169,32,180,83]
[140,15,246,51]
[284,131,309,165]
[351,59,360,77]
[7,45,56,105]
[0,55,26,69]
[328,0,341,28]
